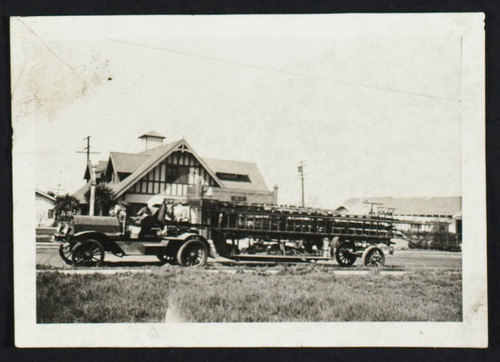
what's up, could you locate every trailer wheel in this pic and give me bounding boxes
[59,242,73,265]
[362,246,385,267]
[71,239,105,267]
[335,242,357,267]
[176,239,208,267]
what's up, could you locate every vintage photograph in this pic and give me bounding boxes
[12,14,486,347]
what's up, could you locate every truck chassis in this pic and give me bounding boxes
[55,200,395,268]
[204,202,394,267]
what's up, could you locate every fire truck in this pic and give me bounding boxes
[54,198,395,268]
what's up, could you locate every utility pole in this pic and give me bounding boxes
[298,161,306,207]
[76,136,100,163]
[76,136,100,215]
[89,162,96,216]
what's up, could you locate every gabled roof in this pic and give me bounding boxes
[35,189,56,202]
[339,197,462,217]
[138,131,165,139]
[110,139,223,198]
[84,160,108,179]
[75,138,272,201]
[109,152,149,174]
[73,183,90,204]
[203,158,270,192]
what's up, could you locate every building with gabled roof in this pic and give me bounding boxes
[335,196,462,234]
[74,136,276,214]
[36,189,56,226]
[83,160,108,182]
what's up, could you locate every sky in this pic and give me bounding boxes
[11,15,465,208]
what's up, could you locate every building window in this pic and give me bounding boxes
[216,172,251,182]
[166,166,189,184]
[48,209,54,218]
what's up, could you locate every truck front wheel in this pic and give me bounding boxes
[71,239,105,267]
[176,239,208,267]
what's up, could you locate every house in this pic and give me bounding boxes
[35,189,56,227]
[74,133,276,214]
[335,197,462,234]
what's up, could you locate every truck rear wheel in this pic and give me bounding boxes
[176,239,208,267]
[335,242,357,267]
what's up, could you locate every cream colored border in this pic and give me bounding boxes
[13,13,487,347]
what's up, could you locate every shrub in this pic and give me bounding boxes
[406,222,461,252]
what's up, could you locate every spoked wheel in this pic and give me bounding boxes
[176,239,208,267]
[362,246,385,267]
[335,242,357,267]
[71,239,105,267]
[59,242,73,265]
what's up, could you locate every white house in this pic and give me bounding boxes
[35,189,56,227]
[74,133,277,215]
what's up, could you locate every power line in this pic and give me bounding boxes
[107,37,461,103]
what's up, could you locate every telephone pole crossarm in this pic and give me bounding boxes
[76,135,100,163]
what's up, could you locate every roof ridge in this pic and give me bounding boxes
[35,189,56,201]
[110,151,149,156]
[202,156,257,165]
[139,139,182,154]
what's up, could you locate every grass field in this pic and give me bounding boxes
[37,265,462,323]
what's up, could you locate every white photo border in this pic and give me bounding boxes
[12,13,487,348]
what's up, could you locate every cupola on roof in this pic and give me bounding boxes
[138,131,165,139]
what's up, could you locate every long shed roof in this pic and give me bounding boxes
[338,197,462,217]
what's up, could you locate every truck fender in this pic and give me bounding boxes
[73,231,111,242]
[164,232,215,258]
[72,231,122,253]
[166,232,201,241]
[178,233,212,258]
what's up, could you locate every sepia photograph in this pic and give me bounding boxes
[11,14,486,347]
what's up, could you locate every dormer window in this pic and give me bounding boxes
[216,172,251,182]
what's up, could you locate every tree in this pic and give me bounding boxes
[84,183,116,216]
[53,194,79,222]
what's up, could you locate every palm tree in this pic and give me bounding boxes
[84,183,116,216]
[53,194,79,222]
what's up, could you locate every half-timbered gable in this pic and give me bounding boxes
[129,149,219,197]
[108,139,224,206]
[74,136,275,214]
